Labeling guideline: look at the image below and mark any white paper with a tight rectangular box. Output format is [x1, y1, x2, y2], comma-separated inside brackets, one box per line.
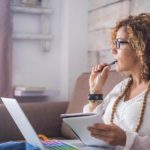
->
[63, 113, 114, 148]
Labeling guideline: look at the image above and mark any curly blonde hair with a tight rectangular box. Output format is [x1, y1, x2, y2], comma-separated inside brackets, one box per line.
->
[111, 13, 150, 80]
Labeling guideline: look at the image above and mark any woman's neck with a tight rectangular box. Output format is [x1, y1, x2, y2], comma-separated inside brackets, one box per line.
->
[125, 76, 148, 101]
[130, 69, 148, 87]
[132, 78, 146, 87]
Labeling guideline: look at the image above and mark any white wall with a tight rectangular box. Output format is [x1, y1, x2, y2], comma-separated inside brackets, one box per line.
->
[12, 0, 88, 100]
[60, 0, 88, 100]
[88, 0, 150, 65]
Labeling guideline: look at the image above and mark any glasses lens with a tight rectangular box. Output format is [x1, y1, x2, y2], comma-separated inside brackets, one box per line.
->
[114, 40, 129, 49]
[114, 40, 120, 49]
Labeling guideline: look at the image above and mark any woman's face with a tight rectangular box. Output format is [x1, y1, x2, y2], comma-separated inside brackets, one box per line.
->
[112, 26, 139, 73]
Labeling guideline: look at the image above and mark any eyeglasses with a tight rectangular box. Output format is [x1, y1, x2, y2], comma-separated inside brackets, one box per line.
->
[114, 39, 129, 49]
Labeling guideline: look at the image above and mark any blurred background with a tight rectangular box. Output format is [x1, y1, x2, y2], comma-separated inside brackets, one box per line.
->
[0, 0, 149, 101]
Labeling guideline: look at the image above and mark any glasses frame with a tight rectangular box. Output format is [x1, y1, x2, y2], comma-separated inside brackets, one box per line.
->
[114, 39, 129, 49]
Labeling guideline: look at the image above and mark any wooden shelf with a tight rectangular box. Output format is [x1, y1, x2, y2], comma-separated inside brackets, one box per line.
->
[11, 6, 53, 14]
[11, 2, 53, 51]
[13, 33, 53, 40]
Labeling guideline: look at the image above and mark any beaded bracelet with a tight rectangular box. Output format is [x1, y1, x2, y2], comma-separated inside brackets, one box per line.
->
[88, 99, 102, 104]
[88, 93, 103, 101]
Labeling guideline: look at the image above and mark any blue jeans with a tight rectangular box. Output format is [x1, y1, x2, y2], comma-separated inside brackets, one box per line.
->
[0, 141, 40, 150]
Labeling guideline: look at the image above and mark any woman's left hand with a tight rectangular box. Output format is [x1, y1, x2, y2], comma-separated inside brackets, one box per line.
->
[88, 123, 126, 146]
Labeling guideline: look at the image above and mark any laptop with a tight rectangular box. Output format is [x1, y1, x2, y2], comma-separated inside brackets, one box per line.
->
[1, 97, 78, 150]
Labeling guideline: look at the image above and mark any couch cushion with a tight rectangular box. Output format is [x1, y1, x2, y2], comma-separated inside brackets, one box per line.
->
[61, 71, 124, 139]
[0, 101, 68, 142]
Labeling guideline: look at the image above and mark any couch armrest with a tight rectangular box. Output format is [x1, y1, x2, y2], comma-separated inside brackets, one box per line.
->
[0, 101, 68, 142]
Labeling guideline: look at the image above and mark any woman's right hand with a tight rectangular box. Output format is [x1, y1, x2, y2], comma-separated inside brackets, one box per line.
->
[89, 63, 110, 94]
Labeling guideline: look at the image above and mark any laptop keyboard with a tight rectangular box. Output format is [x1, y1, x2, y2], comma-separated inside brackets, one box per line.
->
[42, 140, 79, 150]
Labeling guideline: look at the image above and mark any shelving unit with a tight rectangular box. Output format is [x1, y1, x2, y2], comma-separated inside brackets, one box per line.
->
[11, 0, 53, 51]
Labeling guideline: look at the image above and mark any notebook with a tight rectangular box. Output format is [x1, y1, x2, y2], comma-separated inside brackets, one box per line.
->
[61, 114, 115, 149]
[1, 97, 78, 150]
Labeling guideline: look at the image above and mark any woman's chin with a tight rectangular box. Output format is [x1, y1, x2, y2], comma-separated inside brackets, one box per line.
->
[115, 67, 129, 75]
[115, 66, 119, 72]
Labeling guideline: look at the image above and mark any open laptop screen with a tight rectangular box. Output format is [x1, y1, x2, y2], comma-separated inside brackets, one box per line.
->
[1, 97, 45, 150]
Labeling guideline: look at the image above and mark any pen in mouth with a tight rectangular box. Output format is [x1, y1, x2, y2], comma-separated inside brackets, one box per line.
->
[97, 60, 117, 72]
[108, 60, 117, 67]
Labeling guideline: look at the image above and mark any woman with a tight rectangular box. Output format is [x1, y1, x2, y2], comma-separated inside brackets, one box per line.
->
[84, 13, 150, 150]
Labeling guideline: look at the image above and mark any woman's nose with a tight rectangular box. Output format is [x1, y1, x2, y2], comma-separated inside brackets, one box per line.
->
[111, 47, 117, 55]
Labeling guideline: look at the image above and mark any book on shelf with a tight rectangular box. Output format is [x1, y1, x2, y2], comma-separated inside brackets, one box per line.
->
[61, 112, 114, 148]
[14, 86, 48, 97]
[14, 86, 46, 92]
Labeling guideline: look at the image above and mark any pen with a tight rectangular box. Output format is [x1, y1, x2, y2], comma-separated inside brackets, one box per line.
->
[97, 60, 117, 72]
[108, 60, 117, 67]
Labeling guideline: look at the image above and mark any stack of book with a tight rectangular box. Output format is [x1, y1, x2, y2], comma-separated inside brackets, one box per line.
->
[14, 86, 49, 97]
